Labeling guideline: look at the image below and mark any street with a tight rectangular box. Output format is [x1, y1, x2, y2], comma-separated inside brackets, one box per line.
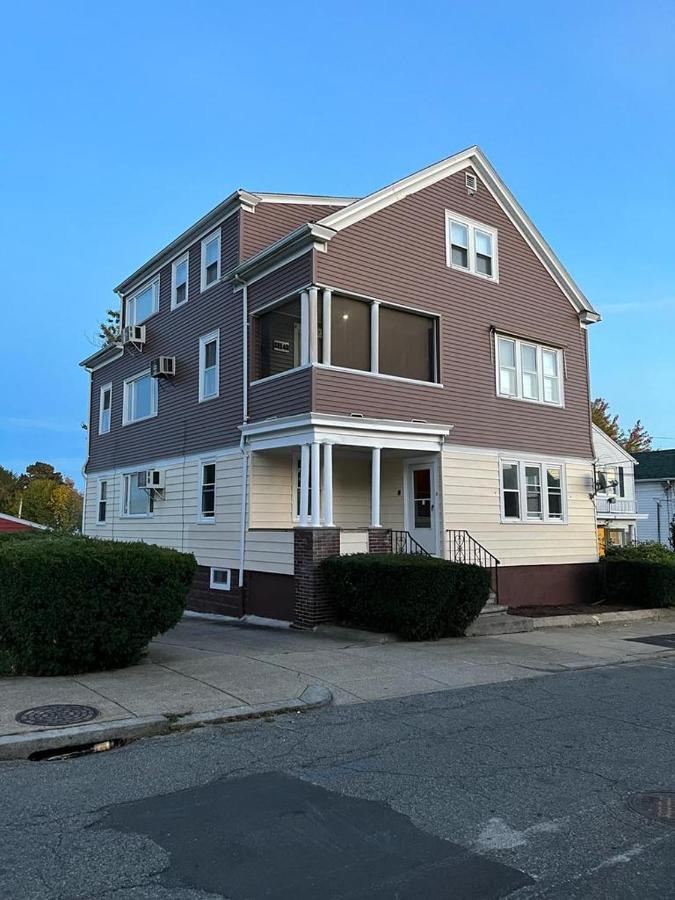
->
[2, 656, 675, 898]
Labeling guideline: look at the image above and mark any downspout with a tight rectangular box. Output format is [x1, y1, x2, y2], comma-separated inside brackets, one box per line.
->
[236, 275, 250, 590]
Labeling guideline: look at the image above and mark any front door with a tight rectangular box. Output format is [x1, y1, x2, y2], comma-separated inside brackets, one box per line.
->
[406, 463, 438, 555]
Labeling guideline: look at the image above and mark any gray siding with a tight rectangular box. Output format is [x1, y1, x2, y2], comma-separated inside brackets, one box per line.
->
[247, 253, 313, 314]
[240, 203, 342, 261]
[249, 368, 312, 421]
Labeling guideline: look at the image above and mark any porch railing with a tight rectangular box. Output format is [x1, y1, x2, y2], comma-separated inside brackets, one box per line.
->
[446, 530, 500, 603]
[391, 530, 431, 556]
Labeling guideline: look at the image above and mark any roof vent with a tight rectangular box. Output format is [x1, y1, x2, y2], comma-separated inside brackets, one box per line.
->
[465, 172, 478, 195]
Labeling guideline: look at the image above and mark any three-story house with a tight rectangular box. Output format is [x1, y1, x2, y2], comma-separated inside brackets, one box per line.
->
[81, 146, 602, 625]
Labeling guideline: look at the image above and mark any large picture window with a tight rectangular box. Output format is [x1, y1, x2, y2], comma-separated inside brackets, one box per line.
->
[379, 306, 437, 382]
[500, 460, 565, 523]
[496, 335, 563, 407]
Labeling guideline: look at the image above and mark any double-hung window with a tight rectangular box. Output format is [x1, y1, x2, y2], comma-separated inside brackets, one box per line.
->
[126, 277, 159, 325]
[123, 370, 158, 424]
[501, 460, 565, 523]
[199, 462, 216, 521]
[496, 335, 563, 407]
[99, 383, 112, 434]
[199, 330, 220, 401]
[171, 253, 189, 308]
[446, 213, 498, 280]
[201, 231, 221, 290]
[122, 472, 154, 516]
[97, 480, 108, 524]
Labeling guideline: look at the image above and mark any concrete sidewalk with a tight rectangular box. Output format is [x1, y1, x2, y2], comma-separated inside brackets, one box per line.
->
[2, 612, 675, 749]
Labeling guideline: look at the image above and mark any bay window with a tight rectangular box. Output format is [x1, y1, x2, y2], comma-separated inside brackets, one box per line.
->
[501, 460, 565, 522]
[496, 335, 563, 407]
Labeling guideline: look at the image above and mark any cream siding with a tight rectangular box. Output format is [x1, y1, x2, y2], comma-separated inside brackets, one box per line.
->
[340, 531, 369, 555]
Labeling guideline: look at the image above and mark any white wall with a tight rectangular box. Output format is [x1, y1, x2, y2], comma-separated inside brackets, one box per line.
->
[635, 481, 675, 546]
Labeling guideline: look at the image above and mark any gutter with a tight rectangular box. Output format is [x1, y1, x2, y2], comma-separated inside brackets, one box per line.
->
[235, 274, 250, 592]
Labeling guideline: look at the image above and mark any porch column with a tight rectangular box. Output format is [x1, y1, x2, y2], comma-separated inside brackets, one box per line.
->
[370, 300, 380, 373]
[371, 446, 381, 527]
[322, 442, 334, 527]
[322, 289, 332, 365]
[311, 441, 321, 526]
[300, 291, 310, 366]
[299, 443, 310, 526]
[309, 286, 319, 364]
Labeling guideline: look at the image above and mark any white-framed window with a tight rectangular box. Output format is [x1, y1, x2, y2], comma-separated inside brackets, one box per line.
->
[210, 567, 231, 591]
[171, 252, 189, 309]
[199, 330, 220, 402]
[201, 231, 221, 291]
[98, 383, 112, 434]
[123, 370, 158, 424]
[121, 472, 154, 517]
[446, 212, 498, 281]
[126, 277, 159, 325]
[500, 460, 565, 523]
[496, 335, 564, 407]
[199, 461, 216, 521]
[97, 480, 108, 524]
[293, 453, 312, 520]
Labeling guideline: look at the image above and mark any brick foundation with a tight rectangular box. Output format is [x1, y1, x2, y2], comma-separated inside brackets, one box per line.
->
[368, 527, 392, 553]
[293, 527, 340, 629]
[187, 565, 244, 617]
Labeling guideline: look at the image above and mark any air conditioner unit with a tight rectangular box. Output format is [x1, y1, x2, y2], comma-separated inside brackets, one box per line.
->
[139, 469, 165, 491]
[151, 356, 176, 378]
[122, 324, 146, 346]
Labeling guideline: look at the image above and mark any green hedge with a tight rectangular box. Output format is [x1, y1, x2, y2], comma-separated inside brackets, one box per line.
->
[605, 541, 675, 563]
[321, 553, 491, 641]
[605, 558, 675, 609]
[0, 534, 196, 676]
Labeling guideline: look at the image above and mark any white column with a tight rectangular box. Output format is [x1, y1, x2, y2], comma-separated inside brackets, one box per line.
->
[323, 442, 334, 527]
[309, 286, 319, 364]
[371, 446, 381, 527]
[300, 290, 310, 366]
[311, 441, 321, 526]
[370, 301, 380, 373]
[322, 289, 332, 365]
[299, 443, 310, 526]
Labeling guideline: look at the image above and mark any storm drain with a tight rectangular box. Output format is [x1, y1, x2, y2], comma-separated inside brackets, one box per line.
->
[15, 704, 100, 727]
[29, 739, 126, 762]
[628, 792, 675, 824]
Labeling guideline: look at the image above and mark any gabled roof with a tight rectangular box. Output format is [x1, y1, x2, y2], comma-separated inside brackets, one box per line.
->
[0, 512, 48, 531]
[633, 449, 675, 481]
[592, 424, 638, 465]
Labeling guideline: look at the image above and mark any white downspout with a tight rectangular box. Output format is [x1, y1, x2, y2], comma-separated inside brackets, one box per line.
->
[238, 277, 249, 589]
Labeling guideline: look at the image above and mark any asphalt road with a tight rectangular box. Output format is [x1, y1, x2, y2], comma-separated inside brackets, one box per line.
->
[2, 657, 675, 899]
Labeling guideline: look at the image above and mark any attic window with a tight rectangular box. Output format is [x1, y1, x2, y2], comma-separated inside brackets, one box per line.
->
[446, 212, 498, 281]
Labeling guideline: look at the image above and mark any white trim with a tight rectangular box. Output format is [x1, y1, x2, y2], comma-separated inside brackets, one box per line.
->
[200, 230, 221, 292]
[0, 512, 48, 530]
[198, 459, 217, 523]
[250, 364, 311, 387]
[499, 458, 567, 524]
[591, 424, 637, 465]
[404, 458, 440, 555]
[252, 192, 358, 206]
[96, 478, 108, 525]
[171, 251, 190, 310]
[82, 349, 124, 372]
[443, 441, 593, 468]
[209, 567, 231, 591]
[126, 276, 160, 326]
[122, 369, 158, 425]
[198, 330, 220, 402]
[98, 382, 112, 435]
[495, 333, 564, 408]
[445, 211, 499, 282]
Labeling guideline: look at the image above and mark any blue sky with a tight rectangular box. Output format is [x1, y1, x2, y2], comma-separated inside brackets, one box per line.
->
[1, 1, 673, 485]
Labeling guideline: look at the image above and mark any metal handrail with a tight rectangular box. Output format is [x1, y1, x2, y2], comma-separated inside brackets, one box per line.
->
[391, 530, 431, 556]
[446, 529, 500, 601]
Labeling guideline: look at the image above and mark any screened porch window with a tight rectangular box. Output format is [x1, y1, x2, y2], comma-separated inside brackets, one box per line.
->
[378, 306, 437, 382]
[331, 295, 371, 371]
[254, 298, 302, 380]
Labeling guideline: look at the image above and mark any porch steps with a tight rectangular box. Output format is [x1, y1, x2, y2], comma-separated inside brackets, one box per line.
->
[465, 594, 530, 636]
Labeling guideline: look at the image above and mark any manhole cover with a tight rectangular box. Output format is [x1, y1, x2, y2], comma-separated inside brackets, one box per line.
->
[628, 792, 675, 823]
[15, 704, 100, 727]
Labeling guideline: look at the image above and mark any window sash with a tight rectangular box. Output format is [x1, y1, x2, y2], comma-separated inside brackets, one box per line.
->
[172, 254, 189, 308]
[200, 463, 216, 519]
[501, 461, 565, 523]
[97, 480, 107, 523]
[124, 372, 157, 423]
[122, 473, 153, 516]
[199, 332, 220, 401]
[127, 278, 159, 325]
[496, 336, 563, 407]
[201, 233, 220, 289]
[446, 214, 497, 280]
[99, 384, 112, 434]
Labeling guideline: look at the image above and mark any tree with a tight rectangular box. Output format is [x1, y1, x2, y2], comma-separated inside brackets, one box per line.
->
[591, 398, 621, 442]
[622, 420, 652, 454]
[0, 466, 20, 516]
[98, 308, 120, 346]
[21, 476, 82, 532]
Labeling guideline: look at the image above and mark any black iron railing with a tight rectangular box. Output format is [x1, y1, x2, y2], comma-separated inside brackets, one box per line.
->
[446, 530, 500, 602]
[391, 530, 431, 556]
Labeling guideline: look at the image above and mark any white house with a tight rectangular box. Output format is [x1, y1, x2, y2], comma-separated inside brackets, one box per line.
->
[633, 449, 675, 547]
[592, 425, 645, 548]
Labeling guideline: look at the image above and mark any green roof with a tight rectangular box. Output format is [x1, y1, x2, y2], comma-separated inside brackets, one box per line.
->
[633, 449, 675, 480]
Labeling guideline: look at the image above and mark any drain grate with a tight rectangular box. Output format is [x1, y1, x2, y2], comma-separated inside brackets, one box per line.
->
[626, 633, 675, 649]
[628, 792, 675, 824]
[15, 704, 100, 727]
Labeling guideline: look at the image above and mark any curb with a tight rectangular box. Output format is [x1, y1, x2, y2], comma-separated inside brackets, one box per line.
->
[468, 607, 675, 636]
[315, 624, 399, 644]
[0, 684, 332, 762]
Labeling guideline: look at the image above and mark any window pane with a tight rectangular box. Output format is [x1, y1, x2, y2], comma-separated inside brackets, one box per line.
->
[203, 368, 217, 397]
[542, 349, 558, 376]
[475, 230, 492, 257]
[451, 245, 469, 267]
[331, 296, 371, 371]
[500, 367, 517, 395]
[546, 467, 561, 490]
[132, 284, 155, 323]
[255, 298, 301, 379]
[503, 491, 520, 518]
[201, 486, 215, 516]
[102, 389, 111, 411]
[521, 345, 537, 372]
[543, 376, 560, 404]
[132, 375, 153, 420]
[100, 481, 107, 500]
[498, 338, 516, 368]
[127, 475, 149, 515]
[205, 237, 219, 265]
[525, 466, 542, 518]
[502, 463, 519, 492]
[212, 569, 229, 585]
[203, 463, 215, 485]
[98, 501, 106, 522]
[205, 340, 217, 369]
[450, 222, 468, 248]
[176, 259, 187, 285]
[476, 253, 492, 276]
[378, 306, 436, 382]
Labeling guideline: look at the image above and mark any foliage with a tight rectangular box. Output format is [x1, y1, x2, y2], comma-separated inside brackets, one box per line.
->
[591, 397, 652, 453]
[321, 553, 490, 641]
[6, 461, 84, 532]
[0, 466, 20, 516]
[605, 541, 675, 564]
[0, 534, 196, 676]
[671, 522, 675, 552]
[604, 559, 675, 609]
[19, 461, 63, 485]
[99, 307, 121, 346]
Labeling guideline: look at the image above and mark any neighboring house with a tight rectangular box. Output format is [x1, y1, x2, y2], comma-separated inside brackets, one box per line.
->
[80, 145, 602, 625]
[0, 513, 48, 533]
[633, 449, 675, 547]
[591, 425, 645, 550]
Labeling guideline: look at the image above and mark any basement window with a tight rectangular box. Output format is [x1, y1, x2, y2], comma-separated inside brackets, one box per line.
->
[210, 567, 231, 591]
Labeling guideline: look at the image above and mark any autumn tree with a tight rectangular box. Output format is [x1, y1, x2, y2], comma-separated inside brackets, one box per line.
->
[622, 420, 652, 454]
[0, 466, 20, 516]
[592, 398, 652, 454]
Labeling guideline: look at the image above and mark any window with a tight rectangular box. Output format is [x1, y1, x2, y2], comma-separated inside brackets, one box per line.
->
[199, 331, 220, 401]
[378, 306, 438, 382]
[97, 480, 108, 524]
[294, 454, 313, 519]
[126, 277, 159, 325]
[496, 336, 563, 407]
[200, 462, 216, 520]
[123, 370, 158, 424]
[501, 460, 565, 522]
[171, 253, 189, 308]
[201, 231, 221, 290]
[446, 213, 498, 280]
[253, 298, 302, 380]
[99, 383, 112, 434]
[122, 472, 154, 516]
[331, 295, 371, 371]
[210, 567, 231, 591]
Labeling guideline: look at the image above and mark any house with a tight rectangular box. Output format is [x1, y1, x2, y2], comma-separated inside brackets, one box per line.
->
[0, 513, 48, 533]
[633, 449, 675, 547]
[80, 146, 602, 625]
[591, 425, 645, 550]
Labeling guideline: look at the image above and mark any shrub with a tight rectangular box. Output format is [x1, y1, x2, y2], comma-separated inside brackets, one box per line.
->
[605, 541, 675, 564]
[604, 559, 675, 608]
[321, 553, 491, 641]
[0, 534, 196, 676]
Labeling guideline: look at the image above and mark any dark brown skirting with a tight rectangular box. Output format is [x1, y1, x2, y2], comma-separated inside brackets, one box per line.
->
[187, 566, 244, 617]
[245, 571, 296, 621]
[498, 562, 599, 607]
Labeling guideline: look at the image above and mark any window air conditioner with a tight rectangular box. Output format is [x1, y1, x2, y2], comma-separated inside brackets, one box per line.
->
[151, 356, 176, 378]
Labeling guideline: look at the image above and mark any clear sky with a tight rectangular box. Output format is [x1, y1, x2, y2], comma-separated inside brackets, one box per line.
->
[1, 0, 673, 485]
